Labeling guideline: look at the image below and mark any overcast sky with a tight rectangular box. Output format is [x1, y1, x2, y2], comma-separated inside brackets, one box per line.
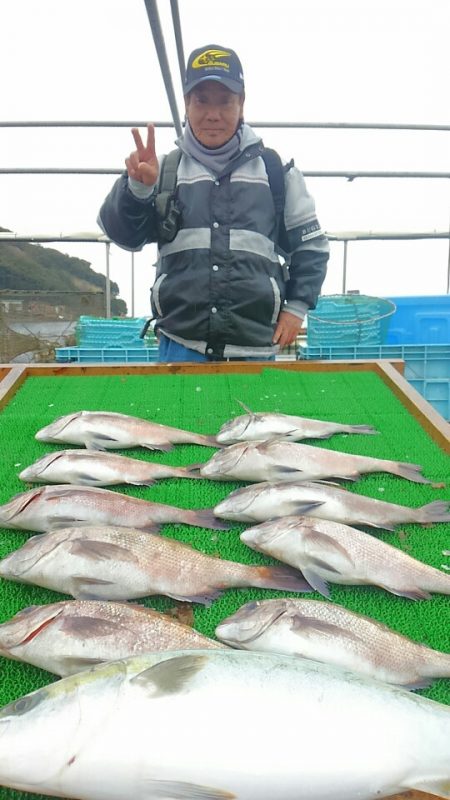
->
[1, 0, 449, 316]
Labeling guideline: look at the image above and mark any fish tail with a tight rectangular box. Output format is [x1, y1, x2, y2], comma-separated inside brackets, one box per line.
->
[391, 462, 432, 484]
[417, 500, 450, 523]
[186, 508, 230, 530]
[348, 425, 379, 435]
[252, 565, 312, 593]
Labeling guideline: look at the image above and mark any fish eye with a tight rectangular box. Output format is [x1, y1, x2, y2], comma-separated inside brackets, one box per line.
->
[0, 690, 46, 719]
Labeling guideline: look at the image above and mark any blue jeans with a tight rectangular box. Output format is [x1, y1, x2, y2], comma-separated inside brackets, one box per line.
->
[158, 333, 275, 363]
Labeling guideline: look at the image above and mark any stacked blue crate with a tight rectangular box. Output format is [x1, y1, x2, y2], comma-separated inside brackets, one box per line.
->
[56, 316, 159, 363]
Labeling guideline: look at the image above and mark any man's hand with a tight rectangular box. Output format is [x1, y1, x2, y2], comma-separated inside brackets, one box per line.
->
[273, 310, 303, 348]
[125, 123, 159, 186]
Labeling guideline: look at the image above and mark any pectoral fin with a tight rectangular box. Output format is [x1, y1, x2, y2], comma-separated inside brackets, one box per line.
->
[85, 434, 120, 451]
[59, 616, 122, 638]
[71, 576, 116, 600]
[300, 568, 331, 598]
[131, 654, 208, 697]
[69, 539, 138, 564]
[140, 779, 235, 799]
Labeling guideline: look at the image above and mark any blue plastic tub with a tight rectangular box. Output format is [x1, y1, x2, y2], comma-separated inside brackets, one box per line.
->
[386, 296, 450, 344]
[307, 295, 396, 347]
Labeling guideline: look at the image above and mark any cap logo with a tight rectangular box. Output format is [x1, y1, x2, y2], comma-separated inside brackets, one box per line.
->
[192, 49, 231, 71]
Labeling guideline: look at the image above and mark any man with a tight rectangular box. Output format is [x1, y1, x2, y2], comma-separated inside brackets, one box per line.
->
[98, 45, 329, 362]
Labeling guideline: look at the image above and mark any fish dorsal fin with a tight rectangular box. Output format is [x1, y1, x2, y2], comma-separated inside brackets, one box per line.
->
[130, 654, 208, 697]
[235, 399, 255, 417]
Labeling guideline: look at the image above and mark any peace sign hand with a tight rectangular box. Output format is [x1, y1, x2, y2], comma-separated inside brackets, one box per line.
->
[125, 123, 159, 186]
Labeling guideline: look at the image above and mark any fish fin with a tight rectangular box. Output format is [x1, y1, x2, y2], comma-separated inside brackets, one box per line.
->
[348, 425, 379, 435]
[140, 779, 235, 799]
[58, 616, 121, 637]
[300, 568, 331, 599]
[402, 678, 435, 691]
[290, 614, 361, 642]
[254, 566, 312, 593]
[130, 653, 208, 697]
[417, 500, 450, 523]
[383, 585, 432, 601]
[69, 539, 139, 564]
[143, 442, 173, 452]
[292, 501, 325, 515]
[392, 463, 431, 484]
[169, 590, 223, 607]
[85, 434, 119, 451]
[304, 529, 355, 566]
[191, 509, 230, 531]
[236, 399, 255, 417]
[71, 577, 116, 600]
[182, 463, 204, 475]
[72, 473, 106, 486]
[409, 780, 450, 799]
[47, 516, 85, 530]
[128, 479, 156, 486]
[272, 466, 304, 479]
[60, 656, 105, 673]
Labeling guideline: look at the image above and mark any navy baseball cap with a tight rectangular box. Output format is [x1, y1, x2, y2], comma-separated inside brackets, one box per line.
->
[184, 45, 245, 95]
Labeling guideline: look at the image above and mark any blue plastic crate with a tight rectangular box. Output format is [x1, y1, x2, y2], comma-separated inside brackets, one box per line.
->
[386, 296, 450, 345]
[299, 343, 450, 420]
[307, 295, 396, 347]
[56, 346, 159, 364]
[76, 317, 149, 348]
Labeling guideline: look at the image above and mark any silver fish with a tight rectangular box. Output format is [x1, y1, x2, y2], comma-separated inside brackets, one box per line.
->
[214, 480, 450, 529]
[0, 525, 309, 603]
[19, 449, 201, 487]
[216, 402, 377, 444]
[1, 649, 450, 800]
[0, 599, 224, 677]
[0, 485, 228, 532]
[240, 515, 450, 600]
[35, 410, 219, 452]
[199, 440, 431, 484]
[215, 597, 450, 688]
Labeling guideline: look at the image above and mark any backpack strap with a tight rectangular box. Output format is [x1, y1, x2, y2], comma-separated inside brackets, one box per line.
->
[154, 148, 182, 244]
[261, 147, 293, 255]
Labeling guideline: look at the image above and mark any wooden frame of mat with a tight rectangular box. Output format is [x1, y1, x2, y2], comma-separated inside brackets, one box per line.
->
[0, 358, 448, 800]
[0, 359, 448, 454]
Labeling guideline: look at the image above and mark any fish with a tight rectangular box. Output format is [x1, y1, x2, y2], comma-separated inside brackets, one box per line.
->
[199, 440, 431, 484]
[1, 649, 450, 800]
[240, 515, 450, 600]
[0, 599, 225, 677]
[19, 449, 202, 487]
[216, 401, 377, 444]
[214, 480, 450, 529]
[0, 485, 228, 533]
[0, 525, 310, 603]
[215, 598, 450, 688]
[35, 410, 219, 452]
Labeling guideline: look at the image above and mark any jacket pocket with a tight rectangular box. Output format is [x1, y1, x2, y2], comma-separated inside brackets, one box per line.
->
[269, 277, 282, 323]
[151, 273, 167, 317]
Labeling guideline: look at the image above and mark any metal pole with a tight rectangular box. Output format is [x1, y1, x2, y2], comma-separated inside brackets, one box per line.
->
[105, 242, 111, 318]
[142, 0, 183, 137]
[447, 212, 450, 294]
[170, 0, 186, 89]
[342, 241, 348, 293]
[131, 252, 135, 317]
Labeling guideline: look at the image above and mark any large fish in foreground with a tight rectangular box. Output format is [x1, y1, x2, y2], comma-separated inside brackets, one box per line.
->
[214, 480, 450, 529]
[240, 515, 450, 599]
[1, 649, 450, 800]
[199, 440, 432, 484]
[19, 449, 201, 487]
[216, 403, 377, 444]
[0, 526, 309, 603]
[0, 600, 224, 677]
[35, 410, 219, 451]
[0, 485, 228, 533]
[216, 598, 450, 688]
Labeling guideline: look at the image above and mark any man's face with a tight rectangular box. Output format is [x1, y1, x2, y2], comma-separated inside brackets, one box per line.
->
[185, 81, 244, 148]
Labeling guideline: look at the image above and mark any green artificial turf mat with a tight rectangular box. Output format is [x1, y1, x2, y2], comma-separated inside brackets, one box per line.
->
[0, 367, 448, 800]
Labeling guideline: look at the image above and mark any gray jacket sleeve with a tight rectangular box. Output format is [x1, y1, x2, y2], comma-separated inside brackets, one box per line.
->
[97, 172, 159, 251]
[282, 165, 329, 316]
